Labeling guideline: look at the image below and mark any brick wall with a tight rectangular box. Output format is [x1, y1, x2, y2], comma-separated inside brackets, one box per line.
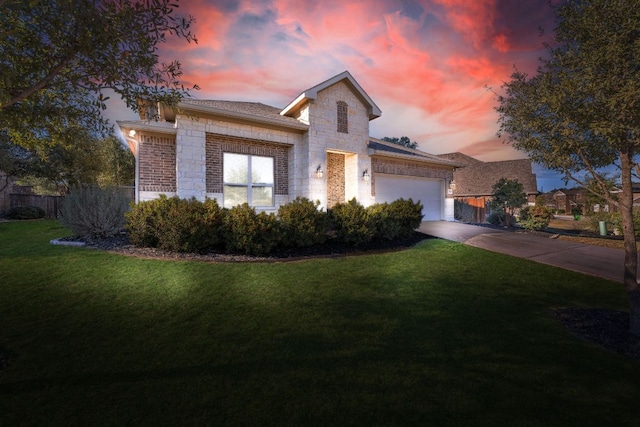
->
[326, 152, 345, 208]
[205, 133, 289, 195]
[139, 134, 176, 192]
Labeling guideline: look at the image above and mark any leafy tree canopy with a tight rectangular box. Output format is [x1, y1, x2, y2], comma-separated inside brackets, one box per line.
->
[0, 133, 135, 194]
[382, 136, 418, 149]
[488, 178, 527, 227]
[494, 0, 640, 332]
[0, 0, 198, 150]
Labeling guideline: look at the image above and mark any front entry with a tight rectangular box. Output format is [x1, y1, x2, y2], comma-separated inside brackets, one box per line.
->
[326, 152, 345, 208]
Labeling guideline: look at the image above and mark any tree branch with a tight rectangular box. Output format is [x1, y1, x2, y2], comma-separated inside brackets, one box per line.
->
[1, 53, 77, 110]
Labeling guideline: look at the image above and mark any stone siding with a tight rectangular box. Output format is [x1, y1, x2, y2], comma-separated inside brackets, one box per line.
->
[305, 81, 372, 207]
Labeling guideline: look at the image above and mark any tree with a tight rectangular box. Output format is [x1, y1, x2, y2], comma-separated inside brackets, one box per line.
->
[583, 174, 618, 213]
[382, 136, 418, 149]
[487, 178, 527, 227]
[0, 134, 135, 194]
[494, 0, 640, 334]
[0, 0, 198, 150]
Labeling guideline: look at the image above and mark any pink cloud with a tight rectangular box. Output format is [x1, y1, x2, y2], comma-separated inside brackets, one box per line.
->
[115, 0, 556, 162]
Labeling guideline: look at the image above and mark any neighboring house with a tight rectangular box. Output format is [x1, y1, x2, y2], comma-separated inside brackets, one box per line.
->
[551, 188, 585, 213]
[436, 152, 539, 222]
[118, 71, 461, 221]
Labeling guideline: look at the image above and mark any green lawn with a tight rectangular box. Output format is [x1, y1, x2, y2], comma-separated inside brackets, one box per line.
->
[1, 220, 638, 426]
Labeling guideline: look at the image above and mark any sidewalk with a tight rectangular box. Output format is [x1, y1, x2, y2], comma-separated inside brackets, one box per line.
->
[419, 221, 629, 284]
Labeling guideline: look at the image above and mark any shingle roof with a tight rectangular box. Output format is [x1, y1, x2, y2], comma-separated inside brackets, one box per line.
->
[368, 138, 462, 167]
[437, 153, 538, 196]
[178, 99, 308, 130]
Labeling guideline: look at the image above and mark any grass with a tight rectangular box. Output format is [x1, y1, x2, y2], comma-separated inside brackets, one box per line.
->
[1, 220, 639, 426]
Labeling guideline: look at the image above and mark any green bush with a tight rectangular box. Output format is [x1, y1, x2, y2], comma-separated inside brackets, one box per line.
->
[367, 203, 402, 241]
[486, 210, 515, 226]
[278, 197, 327, 247]
[224, 203, 280, 256]
[518, 205, 553, 231]
[125, 196, 164, 248]
[388, 198, 423, 238]
[330, 198, 374, 245]
[60, 186, 129, 238]
[7, 205, 46, 220]
[589, 211, 640, 238]
[368, 198, 423, 240]
[156, 197, 225, 253]
[126, 196, 225, 253]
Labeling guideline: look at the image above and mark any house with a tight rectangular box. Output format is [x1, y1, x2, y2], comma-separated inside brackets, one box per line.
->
[550, 188, 585, 213]
[117, 71, 461, 221]
[436, 152, 539, 222]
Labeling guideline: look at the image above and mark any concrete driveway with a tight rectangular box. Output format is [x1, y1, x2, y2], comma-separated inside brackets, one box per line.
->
[419, 221, 628, 284]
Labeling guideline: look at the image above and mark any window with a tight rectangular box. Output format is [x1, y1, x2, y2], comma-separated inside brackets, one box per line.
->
[223, 153, 274, 208]
[337, 101, 348, 133]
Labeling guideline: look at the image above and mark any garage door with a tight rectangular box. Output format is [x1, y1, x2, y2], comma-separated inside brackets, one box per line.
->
[375, 175, 443, 221]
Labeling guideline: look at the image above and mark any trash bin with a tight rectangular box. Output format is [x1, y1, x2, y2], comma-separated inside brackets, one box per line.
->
[599, 220, 607, 236]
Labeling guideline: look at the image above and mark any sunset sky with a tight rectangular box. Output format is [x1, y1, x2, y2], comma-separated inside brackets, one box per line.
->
[113, 0, 568, 190]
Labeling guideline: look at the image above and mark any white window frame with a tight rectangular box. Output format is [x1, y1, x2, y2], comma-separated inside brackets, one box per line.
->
[223, 153, 275, 208]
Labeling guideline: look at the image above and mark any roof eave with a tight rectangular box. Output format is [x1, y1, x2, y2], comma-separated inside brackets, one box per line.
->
[369, 150, 458, 169]
[116, 120, 177, 136]
[281, 71, 382, 121]
[178, 102, 309, 132]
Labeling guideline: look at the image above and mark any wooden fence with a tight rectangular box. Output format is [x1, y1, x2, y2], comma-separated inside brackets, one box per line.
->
[7, 187, 135, 219]
[9, 194, 62, 219]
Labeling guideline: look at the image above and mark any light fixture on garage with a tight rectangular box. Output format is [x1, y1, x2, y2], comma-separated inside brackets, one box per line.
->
[128, 129, 136, 137]
[315, 164, 324, 179]
[362, 169, 370, 182]
[449, 179, 456, 190]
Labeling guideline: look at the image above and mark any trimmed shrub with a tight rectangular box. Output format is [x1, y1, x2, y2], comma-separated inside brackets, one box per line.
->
[224, 203, 280, 256]
[387, 198, 423, 238]
[156, 197, 225, 253]
[330, 198, 374, 245]
[368, 198, 423, 240]
[278, 197, 327, 247]
[60, 186, 129, 238]
[125, 196, 165, 248]
[518, 205, 553, 231]
[367, 202, 402, 241]
[126, 196, 225, 252]
[7, 205, 46, 220]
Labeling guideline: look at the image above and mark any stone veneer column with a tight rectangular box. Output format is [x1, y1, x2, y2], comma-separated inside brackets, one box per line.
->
[176, 119, 207, 200]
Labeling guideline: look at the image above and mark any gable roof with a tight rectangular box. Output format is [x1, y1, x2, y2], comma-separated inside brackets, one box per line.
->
[281, 71, 382, 120]
[368, 138, 463, 168]
[177, 99, 309, 131]
[437, 153, 538, 196]
[437, 152, 483, 166]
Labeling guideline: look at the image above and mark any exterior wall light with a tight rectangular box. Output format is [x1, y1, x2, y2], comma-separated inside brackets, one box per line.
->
[449, 180, 456, 190]
[315, 164, 324, 179]
[362, 169, 370, 182]
[128, 129, 136, 137]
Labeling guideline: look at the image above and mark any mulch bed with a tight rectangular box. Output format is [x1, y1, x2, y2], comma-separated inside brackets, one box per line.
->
[553, 307, 640, 358]
[75, 231, 432, 263]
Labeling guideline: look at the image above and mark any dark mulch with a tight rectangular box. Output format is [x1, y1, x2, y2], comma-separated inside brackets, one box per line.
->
[553, 307, 640, 358]
[75, 231, 432, 263]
